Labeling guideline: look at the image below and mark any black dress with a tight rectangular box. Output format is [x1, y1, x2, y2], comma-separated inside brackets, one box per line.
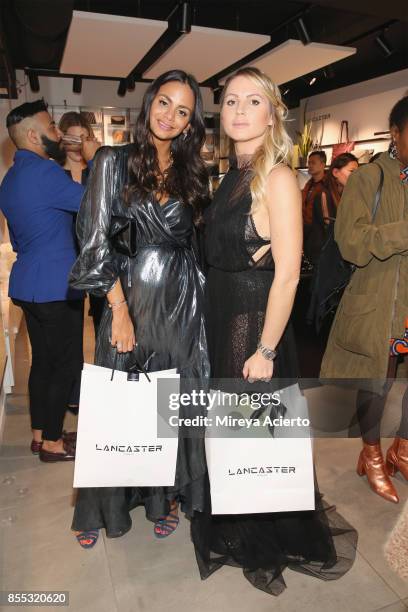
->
[70, 145, 209, 536]
[190, 163, 357, 596]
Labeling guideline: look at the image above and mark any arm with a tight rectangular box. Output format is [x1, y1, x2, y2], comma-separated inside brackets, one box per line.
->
[335, 166, 408, 266]
[41, 161, 85, 213]
[312, 190, 333, 228]
[243, 165, 302, 381]
[70, 147, 123, 296]
[106, 280, 136, 353]
[69, 147, 135, 352]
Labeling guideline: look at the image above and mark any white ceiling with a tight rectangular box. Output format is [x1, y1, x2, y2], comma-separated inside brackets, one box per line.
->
[220, 39, 356, 85]
[60, 11, 167, 78]
[60, 14, 355, 88]
[144, 25, 270, 82]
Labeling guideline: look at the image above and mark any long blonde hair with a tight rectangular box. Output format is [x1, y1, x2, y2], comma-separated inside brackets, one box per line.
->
[221, 67, 293, 213]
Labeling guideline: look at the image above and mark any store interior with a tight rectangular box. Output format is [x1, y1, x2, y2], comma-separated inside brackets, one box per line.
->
[0, 1, 407, 610]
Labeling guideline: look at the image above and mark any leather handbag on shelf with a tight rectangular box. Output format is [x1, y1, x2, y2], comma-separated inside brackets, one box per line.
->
[332, 120, 355, 159]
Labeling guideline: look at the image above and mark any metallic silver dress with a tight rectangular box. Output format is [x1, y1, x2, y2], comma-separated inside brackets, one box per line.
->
[70, 146, 209, 536]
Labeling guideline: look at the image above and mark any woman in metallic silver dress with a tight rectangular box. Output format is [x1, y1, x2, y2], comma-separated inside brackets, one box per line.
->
[69, 70, 210, 548]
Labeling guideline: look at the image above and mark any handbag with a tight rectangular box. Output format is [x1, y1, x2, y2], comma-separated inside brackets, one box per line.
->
[332, 120, 355, 159]
[109, 215, 138, 257]
[73, 360, 180, 487]
[204, 384, 315, 514]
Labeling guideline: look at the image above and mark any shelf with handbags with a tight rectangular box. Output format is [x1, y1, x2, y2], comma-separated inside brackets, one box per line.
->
[50, 105, 139, 147]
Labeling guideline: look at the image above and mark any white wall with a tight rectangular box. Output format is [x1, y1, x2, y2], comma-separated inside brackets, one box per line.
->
[299, 68, 408, 162]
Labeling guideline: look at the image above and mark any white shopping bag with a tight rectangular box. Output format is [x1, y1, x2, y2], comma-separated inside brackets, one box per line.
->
[73, 363, 179, 488]
[205, 384, 315, 514]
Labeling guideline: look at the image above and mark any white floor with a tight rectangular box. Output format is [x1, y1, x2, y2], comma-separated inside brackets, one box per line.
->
[0, 314, 407, 612]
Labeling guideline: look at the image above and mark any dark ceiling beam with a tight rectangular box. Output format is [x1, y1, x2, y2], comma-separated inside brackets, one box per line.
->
[23, 68, 153, 83]
[342, 19, 399, 46]
[126, 1, 191, 81]
[201, 5, 316, 88]
[292, 0, 408, 23]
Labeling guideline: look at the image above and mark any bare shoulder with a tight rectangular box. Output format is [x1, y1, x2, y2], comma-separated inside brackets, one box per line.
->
[265, 164, 300, 212]
[266, 164, 298, 190]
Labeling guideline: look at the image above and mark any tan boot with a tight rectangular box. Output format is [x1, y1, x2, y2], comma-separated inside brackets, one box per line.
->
[386, 437, 408, 480]
[357, 442, 399, 503]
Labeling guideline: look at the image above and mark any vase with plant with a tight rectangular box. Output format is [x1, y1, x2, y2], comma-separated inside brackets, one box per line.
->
[296, 101, 325, 167]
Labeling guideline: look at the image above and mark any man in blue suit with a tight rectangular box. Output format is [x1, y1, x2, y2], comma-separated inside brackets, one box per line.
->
[0, 99, 99, 462]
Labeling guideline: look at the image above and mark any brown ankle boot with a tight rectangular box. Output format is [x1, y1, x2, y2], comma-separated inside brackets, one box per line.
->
[386, 437, 408, 480]
[357, 442, 399, 503]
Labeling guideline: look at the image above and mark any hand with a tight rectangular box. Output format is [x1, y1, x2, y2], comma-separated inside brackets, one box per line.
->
[111, 306, 136, 353]
[81, 135, 101, 162]
[243, 351, 274, 382]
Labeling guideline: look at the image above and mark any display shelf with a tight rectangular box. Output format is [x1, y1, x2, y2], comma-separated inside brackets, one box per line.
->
[318, 136, 390, 149]
[49, 104, 138, 146]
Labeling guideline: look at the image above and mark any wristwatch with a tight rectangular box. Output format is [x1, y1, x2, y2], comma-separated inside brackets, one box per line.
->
[257, 341, 277, 361]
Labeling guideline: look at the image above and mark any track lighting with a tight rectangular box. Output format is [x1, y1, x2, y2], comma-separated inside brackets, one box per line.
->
[28, 71, 40, 93]
[295, 17, 311, 45]
[309, 76, 317, 86]
[375, 33, 394, 57]
[282, 87, 290, 96]
[117, 78, 127, 97]
[323, 66, 335, 80]
[213, 86, 222, 105]
[73, 76, 82, 94]
[126, 75, 136, 92]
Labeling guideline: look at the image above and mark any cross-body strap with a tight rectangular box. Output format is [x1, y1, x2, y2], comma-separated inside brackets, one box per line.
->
[372, 163, 384, 221]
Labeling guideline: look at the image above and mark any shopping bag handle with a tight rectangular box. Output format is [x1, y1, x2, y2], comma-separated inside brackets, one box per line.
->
[110, 351, 155, 382]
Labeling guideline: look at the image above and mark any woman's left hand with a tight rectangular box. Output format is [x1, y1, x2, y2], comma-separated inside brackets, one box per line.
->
[243, 351, 274, 382]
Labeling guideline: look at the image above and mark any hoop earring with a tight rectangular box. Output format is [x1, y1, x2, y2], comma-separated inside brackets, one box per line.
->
[389, 139, 398, 159]
[183, 131, 189, 141]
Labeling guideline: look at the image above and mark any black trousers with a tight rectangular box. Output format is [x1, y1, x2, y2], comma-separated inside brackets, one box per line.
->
[357, 355, 408, 443]
[13, 299, 84, 441]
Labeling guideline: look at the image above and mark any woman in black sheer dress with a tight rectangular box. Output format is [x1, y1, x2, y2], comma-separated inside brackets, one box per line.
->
[69, 70, 210, 547]
[191, 67, 357, 596]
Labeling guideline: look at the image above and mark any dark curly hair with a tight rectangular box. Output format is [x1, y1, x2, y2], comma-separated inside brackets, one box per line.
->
[389, 95, 408, 131]
[125, 70, 209, 224]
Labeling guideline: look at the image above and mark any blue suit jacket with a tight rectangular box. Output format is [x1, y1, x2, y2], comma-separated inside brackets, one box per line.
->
[0, 149, 85, 302]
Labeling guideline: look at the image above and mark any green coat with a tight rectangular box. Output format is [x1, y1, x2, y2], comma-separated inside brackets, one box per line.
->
[320, 152, 408, 382]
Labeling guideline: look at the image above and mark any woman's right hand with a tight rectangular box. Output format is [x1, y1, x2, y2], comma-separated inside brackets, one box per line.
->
[111, 306, 136, 353]
[81, 136, 101, 162]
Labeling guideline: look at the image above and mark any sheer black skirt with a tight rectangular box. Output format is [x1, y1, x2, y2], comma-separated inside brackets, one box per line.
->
[191, 266, 358, 595]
